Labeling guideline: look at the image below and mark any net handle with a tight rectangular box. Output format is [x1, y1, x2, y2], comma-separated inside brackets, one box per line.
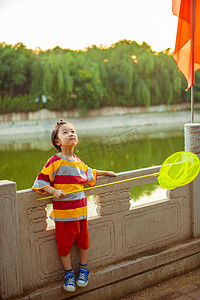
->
[36, 172, 159, 201]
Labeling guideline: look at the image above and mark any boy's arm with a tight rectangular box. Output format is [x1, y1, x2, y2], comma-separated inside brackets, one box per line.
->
[97, 170, 117, 177]
[43, 186, 66, 199]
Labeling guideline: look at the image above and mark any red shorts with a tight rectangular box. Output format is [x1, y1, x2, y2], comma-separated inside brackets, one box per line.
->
[54, 219, 90, 256]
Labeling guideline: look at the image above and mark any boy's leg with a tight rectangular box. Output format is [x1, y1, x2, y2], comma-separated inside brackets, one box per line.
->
[78, 248, 88, 265]
[76, 249, 89, 287]
[55, 221, 76, 292]
[60, 253, 72, 270]
[60, 253, 76, 292]
[76, 220, 90, 287]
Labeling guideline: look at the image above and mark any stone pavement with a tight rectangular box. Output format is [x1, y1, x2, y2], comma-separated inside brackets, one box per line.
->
[121, 267, 200, 300]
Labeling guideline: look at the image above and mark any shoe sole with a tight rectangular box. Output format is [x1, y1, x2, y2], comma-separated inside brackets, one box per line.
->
[76, 281, 88, 288]
[63, 283, 76, 292]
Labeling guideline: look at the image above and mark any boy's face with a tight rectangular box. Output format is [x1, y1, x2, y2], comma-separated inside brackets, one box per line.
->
[56, 124, 78, 150]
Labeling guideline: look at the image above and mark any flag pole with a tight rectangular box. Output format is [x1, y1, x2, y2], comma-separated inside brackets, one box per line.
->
[191, 86, 194, 123]
[191, 0, 195, 123]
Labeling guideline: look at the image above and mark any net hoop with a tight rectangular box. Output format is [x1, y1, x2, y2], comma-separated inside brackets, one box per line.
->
[157, 151, 200, 190]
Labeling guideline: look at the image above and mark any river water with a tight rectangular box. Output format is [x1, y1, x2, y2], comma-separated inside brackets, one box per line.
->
[0, 126, 184, 218]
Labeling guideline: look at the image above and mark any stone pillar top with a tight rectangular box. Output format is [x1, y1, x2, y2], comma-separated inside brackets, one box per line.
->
[184, 123, 200, 127]
[184, 123, 200, 154]
[0, 180, 16, 185]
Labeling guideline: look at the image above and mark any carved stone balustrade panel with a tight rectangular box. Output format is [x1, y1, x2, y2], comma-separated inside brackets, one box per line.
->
[96, 188, 131, 216]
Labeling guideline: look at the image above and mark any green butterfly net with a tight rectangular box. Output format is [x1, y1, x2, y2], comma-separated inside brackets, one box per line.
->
[158, 151, 200, 190]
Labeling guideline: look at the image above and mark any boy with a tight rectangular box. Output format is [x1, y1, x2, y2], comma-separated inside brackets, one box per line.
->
[32, 119, 116, 292]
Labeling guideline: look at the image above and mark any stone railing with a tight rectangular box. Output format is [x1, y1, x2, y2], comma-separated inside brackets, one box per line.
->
[1, 124, 200, 300]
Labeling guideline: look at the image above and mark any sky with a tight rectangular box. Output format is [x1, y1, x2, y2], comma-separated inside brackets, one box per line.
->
[0, 0, 178, 52]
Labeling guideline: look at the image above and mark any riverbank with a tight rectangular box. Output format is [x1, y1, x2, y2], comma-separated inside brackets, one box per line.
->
[1, 103, 200, 122]
[0, 108, 199, 139]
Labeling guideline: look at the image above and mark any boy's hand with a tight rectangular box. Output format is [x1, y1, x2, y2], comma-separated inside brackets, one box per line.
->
[104, 171, 117, 177]
[53, 189, 66, 199]
[43, 186, 66, 199]
[97, 170, 117, 177]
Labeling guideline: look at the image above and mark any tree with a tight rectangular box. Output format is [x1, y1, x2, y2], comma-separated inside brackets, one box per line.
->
[0, 40, 196, 114]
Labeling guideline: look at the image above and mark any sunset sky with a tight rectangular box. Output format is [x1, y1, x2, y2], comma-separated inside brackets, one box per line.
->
[0, 0, 178, 51]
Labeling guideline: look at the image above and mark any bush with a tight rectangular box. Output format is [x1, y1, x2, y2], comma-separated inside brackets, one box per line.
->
[0, 95, 43, 114]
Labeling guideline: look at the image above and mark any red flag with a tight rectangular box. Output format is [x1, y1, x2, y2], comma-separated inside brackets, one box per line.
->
[173, 0, 200, 91]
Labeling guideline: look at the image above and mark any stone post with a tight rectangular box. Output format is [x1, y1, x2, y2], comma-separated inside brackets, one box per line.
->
[0, 180, 23, 298]
[184, 124, 200, 237]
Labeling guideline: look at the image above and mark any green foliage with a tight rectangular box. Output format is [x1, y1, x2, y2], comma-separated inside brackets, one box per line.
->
[0, 40, 198, 114]
[0, 94, 43, 113]
[0, 42, 33, 99]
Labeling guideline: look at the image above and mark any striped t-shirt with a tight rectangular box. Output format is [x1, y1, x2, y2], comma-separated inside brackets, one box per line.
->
[31, 154, 97, 222]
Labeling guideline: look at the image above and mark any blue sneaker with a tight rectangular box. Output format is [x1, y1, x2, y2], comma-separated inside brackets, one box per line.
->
[63, 270, 76, 292]
[76, 266, 89, 287]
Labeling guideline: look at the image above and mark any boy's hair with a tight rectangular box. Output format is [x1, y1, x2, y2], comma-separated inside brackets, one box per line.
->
[51, 119, 76, 152]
